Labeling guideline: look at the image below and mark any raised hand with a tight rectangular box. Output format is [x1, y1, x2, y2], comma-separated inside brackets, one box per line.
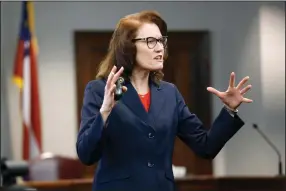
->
[100, 66, 127, 115]
[207, 72, 253, 110]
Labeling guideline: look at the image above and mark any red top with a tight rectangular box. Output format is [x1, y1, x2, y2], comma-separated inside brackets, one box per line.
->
[138, 91, 150, 112]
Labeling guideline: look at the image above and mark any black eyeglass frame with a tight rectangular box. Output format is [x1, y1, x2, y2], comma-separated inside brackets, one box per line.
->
[132, 36, 168, 49]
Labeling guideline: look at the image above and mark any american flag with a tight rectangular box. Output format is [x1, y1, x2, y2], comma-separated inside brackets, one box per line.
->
[13, 1, 42, 160]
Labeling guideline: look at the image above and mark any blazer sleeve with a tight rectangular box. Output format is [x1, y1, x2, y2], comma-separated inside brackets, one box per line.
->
[76, 81, 107, 165]
[175, 85, 245, 159]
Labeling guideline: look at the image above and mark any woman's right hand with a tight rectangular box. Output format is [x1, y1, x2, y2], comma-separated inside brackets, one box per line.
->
[100, 66, 126, 122]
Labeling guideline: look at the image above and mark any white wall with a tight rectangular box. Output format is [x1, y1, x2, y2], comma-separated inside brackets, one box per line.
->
[258, 3, 285, 175]
[223, 2, 285, 176]
[1, 1, 285, 176]
[1, 46, 12, 159]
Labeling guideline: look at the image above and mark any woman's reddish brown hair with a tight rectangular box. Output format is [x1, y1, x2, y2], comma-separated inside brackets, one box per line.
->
[95, 10, 168, 85]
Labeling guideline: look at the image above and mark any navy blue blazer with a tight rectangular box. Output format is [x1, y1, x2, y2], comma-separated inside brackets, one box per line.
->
[76, 79, 244, 191]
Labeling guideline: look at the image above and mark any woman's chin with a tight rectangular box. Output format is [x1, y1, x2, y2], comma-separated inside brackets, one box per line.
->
[150, 63, 163, 71]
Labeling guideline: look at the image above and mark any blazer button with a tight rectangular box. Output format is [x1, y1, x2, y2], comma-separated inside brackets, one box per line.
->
[148, 133, 154, 138]
[147, 162, 154, 167]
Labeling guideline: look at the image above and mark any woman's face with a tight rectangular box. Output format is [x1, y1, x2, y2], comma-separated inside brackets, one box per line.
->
[133, 23, 166, 71]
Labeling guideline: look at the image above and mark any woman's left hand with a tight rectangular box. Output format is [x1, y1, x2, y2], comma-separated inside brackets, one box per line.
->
[207, 72, 253, 110]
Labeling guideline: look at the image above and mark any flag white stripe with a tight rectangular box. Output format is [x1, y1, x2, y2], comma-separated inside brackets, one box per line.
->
[23, 54, 31, 128]
[30, 126, 40, 159]
[23, 41, 41, 159]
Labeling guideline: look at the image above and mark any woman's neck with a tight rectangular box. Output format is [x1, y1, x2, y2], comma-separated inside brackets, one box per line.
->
[130, 67, 150, 95]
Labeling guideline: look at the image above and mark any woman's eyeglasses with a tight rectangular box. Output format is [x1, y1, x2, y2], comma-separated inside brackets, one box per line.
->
[132, 36, 168, 49]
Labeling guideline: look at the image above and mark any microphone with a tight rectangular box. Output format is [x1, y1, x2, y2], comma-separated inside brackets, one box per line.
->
[252, 123, 283, 176]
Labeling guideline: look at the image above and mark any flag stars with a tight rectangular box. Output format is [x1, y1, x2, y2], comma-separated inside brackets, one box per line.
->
[24, 41, 30, 49]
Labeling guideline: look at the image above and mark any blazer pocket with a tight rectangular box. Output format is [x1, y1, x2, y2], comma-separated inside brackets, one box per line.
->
[97, 170, 131, 184]
[165, 170, 175, 182]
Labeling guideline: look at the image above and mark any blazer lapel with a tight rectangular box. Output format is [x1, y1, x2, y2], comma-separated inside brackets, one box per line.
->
[148, 81, 165, 127]
[120, 80, 150, 128]
[120, 80, 166, 131]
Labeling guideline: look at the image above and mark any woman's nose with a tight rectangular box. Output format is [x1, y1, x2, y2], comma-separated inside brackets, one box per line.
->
[154, 42, 164, 52]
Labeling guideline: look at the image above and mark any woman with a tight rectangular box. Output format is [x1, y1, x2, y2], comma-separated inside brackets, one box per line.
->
[76, 10, 253, 191]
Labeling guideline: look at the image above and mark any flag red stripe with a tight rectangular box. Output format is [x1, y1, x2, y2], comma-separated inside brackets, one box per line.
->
[14, 40, 25, 79]
[23, 123, 30, 160]
[30, 40, 42, 152]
